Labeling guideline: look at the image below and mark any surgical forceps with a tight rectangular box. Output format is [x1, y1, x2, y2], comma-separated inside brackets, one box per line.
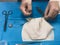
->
[2, 10, 13, 32]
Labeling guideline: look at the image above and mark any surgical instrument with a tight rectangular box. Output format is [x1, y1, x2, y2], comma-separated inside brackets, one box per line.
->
[2, 10, 13, 32]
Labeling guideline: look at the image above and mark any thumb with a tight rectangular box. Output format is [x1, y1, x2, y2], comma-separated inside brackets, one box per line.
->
[44, 4, 50, 17]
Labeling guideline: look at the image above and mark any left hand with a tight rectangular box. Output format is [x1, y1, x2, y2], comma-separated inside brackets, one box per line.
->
[44, 1, 60, 20]
[20, 0, 32, 16]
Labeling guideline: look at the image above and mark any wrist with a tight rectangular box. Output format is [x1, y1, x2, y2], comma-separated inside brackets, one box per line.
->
[22, 0, 32, 4]
[50, 0, 60, 1]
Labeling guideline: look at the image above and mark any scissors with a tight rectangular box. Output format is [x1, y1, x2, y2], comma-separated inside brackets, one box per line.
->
[36, 6, 55, 21]
[2, 10, 13, 32]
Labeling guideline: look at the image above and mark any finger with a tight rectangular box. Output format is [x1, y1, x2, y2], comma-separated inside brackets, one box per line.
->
[44, 7, 54, 20]
[48, 8, 59, 19]
[27, 4, 32, 13]
[44, 4, 50, 16]
[52, 11, 58, 19]
[28, 4, 32, 10]
[20, 5, 26, 14]
[20, 5, 31, 15]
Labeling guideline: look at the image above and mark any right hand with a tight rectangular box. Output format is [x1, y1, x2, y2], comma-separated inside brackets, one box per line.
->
[44, 1, 59, 20]
[20, 0, 32, 16]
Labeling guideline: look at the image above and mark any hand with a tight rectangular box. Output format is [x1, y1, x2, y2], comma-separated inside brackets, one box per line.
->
[20, 0, 32, 16]
[44, 1, 59, 20]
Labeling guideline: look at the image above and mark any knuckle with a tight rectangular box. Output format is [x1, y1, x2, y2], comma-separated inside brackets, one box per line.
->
[51, 7, 55, 10]
[48, 15, 52, 18]
[52, 7, 59, 11]
[55, 8, 59, 11]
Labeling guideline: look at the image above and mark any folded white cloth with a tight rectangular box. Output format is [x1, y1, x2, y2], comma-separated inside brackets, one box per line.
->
[22, 17, 54, 41]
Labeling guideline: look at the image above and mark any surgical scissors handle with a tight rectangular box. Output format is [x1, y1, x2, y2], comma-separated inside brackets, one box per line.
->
[2, 10, 13, 32]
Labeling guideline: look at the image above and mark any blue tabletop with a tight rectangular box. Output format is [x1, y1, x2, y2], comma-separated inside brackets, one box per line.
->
[0, 2, 60, 45]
